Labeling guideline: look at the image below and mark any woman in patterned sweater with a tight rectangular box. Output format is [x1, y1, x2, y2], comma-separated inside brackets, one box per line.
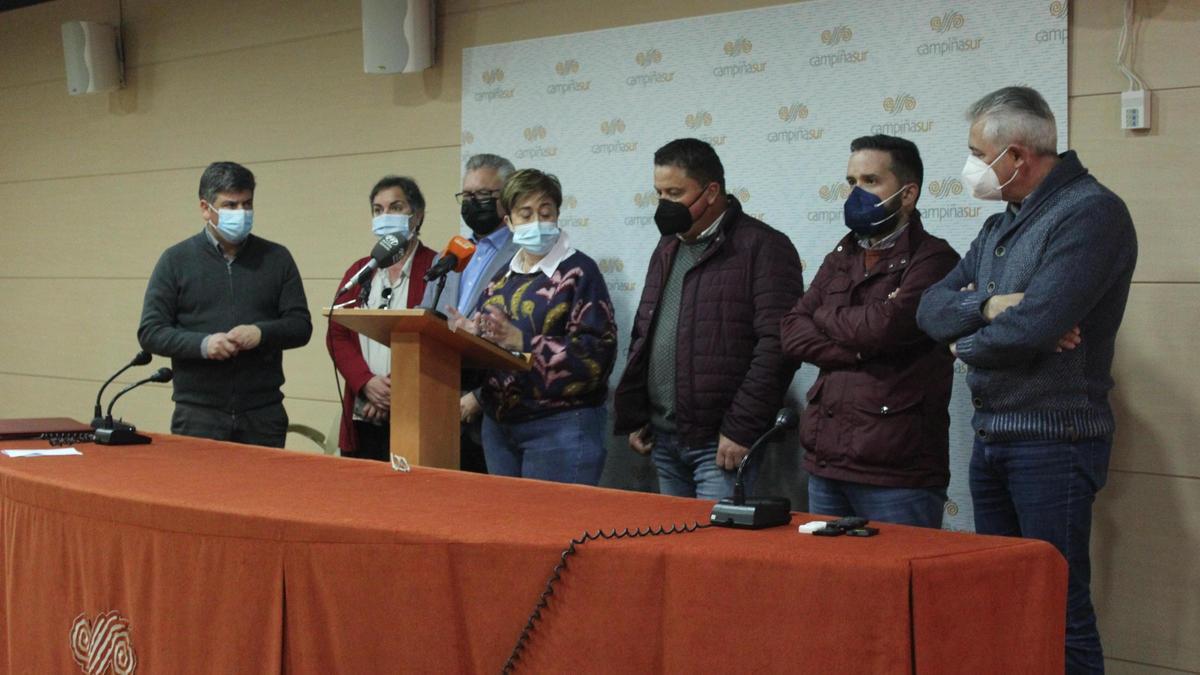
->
[448, 169, 617, 484]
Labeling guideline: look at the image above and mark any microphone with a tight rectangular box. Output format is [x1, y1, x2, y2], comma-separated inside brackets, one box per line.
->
[94, 367, 173, 445]
[91, 350, 153, 428]
[423, 235, 476, 283]
[710, 408, 799, 529]
[338, 234, 408, 295]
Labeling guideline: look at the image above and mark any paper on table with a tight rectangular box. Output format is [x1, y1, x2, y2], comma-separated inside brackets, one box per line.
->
[2, 448, 82, 458]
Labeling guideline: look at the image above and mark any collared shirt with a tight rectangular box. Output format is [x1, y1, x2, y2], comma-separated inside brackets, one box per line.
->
[456, 225, 513, 315]
[856, 220, 911, 251]
[507, 229, 577, 278]
[677, 210, 727, 243]
[203, 225, 239, 262]
[357, 250, 416, 378]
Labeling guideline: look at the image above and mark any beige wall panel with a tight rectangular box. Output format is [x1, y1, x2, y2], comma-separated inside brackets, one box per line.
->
[0, 145, 461, 281]
[0, 278, 336, 406]
[1071, 0, 1200, 96]
[0, 372, 172, 434]
[1093, 470, 1200, 672]
[1110, 283, 1200, 479]
[1105, 659, 1198, 675]
[0, 0, 117, 89]
[0, 372, 340, 455]
[0, 30, 460, 184]
[1069, 89, 1200, 283]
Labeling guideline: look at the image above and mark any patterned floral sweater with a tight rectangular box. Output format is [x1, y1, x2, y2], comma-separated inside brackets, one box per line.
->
[479, 251, 618, 423]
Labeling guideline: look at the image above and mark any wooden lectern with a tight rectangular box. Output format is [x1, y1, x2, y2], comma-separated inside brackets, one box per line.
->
[324, 308, 529, 468]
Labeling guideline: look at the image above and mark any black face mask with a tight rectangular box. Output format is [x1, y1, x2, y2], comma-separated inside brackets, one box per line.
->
[653, 188, 709, 237]
[461, 198, 502, 236]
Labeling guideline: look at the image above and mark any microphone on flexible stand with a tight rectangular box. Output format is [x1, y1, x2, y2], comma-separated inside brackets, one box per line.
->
[91, 350, 153, 428]
[337, 234, 408, 295]
[710, 408, 799, 529]
[94, 367, 173, 445]
[423, 235, 477, 318]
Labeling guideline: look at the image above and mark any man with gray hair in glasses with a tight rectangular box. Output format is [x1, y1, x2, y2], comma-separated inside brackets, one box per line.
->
[917, 86, 1136, 673]
[422, 153, 520, 472]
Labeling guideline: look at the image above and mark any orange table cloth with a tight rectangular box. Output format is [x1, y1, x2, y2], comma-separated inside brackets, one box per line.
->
[0, 435, 1065, 673]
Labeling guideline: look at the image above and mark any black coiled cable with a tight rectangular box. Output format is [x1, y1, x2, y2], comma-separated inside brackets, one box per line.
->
[501, 520, 713, 674]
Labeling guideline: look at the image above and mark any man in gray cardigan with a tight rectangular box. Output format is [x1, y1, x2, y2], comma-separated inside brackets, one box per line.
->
[917, 87, 1136, 674]
[138, 162, 312, 448]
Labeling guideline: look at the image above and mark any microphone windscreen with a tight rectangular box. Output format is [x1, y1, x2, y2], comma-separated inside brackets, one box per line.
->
[370, 234, 404, 266]
[444, 236, 476, 273]
[152, 367, 174, 383]
[131, 350, 153, 366]
[775, 408, 799, 430]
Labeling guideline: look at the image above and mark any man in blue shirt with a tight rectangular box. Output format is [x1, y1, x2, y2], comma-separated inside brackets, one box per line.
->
[422, 153, 519, 472]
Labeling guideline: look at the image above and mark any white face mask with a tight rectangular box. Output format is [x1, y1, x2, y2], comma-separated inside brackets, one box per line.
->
[511, 220, 560, 255]
[207, 204, 253, 243]
[372, 213, 411, 239]
[961, 146, 1019, 201]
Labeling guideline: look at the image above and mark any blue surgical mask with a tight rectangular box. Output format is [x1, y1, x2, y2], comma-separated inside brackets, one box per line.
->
[843, 185, 908, 237]
[208, 205, 253, 244]
[372, 213, 411, 239]
[511, 220, 560, 255]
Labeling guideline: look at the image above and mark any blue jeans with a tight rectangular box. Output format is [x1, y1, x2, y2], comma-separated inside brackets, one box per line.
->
[482, 406, 606, 485]
[970, 436, 1111, 675]
[807, 475, 946, 528]
[650, 430, 755, 500]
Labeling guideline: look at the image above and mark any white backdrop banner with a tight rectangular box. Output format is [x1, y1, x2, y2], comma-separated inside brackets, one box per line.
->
[462, 0, 1068, 530]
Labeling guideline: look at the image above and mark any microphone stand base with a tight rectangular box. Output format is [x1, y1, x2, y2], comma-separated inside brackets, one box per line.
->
[710, 497, 792, 529]
[94, 426, 152, 445]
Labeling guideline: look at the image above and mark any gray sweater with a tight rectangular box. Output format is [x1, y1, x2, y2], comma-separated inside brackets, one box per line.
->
[138, 231, 312, 413]
[916, 151, 1136, 442]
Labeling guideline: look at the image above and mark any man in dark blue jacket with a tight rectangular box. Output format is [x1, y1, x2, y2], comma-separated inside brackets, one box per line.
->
[917, 87, 1136, 674]
[138, 162, 312, 447]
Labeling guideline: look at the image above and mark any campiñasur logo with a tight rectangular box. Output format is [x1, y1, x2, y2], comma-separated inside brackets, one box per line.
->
[715, 37, 766, 77]
[930, 10, 966, 33]
[517, 125, 557, 160]
[475, 67, 515, 102]
[71, 610, 136, 674]
[1038, 1, 1068, 41]
[873, 94, 934, 135]
[730, 187, 765, 220]
[809, 181, 850, 223]
[462, 131, 475, 145]
[559, 195, 588, 228]
[626, 191, 659, 227]
[922, 177, 983, 222]
[685, 111, 726, 147]
[597, 257, 638, 292]
[594, 118, 637, 155]
[628, 48, 675, 87]
[549, 58, 591, 95]
[769, 103, 823, 143]
[812, 25, 868, 67]
[598, 257, 625, 274]
[918, 11, 984, 55]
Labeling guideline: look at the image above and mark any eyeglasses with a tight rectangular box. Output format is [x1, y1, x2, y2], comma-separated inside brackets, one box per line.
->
[454, 190, 501, 205]
[378, 286, 394, 310]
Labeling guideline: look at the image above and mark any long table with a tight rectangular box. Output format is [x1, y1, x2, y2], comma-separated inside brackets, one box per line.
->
[0, 435, 1065, 673]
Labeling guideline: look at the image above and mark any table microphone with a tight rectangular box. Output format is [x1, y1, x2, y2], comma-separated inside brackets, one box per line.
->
[423, 235, 476, 283]
[91, 350, 153, 428]
[94, 367, 173, 445]
[710, 408, 798, 529]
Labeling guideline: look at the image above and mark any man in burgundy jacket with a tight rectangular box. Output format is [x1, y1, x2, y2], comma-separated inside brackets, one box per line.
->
[327, 176, 436, 460]
[614, 138, 804, 500]
[781, 135, 959, 527]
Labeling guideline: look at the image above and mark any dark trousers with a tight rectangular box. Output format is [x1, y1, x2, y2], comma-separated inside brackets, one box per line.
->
[352, 420, 390, 462]
[970, 436, 1111, 675]
[171, 402, 288, 448]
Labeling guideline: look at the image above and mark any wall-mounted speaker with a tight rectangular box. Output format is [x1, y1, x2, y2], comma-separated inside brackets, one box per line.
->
[61, 21, 123, 95]
[362, 0, 434, 74]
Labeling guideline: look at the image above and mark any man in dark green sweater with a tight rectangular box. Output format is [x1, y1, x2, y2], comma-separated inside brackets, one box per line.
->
[138, 162, 312, 447]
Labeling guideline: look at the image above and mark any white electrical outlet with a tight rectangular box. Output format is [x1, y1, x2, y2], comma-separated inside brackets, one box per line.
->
[1121, 90, 1151, 130]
